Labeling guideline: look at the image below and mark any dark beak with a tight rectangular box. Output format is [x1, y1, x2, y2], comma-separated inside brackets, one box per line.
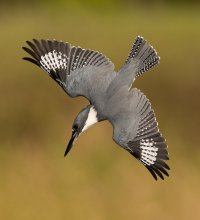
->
[64, 130, 78, 157]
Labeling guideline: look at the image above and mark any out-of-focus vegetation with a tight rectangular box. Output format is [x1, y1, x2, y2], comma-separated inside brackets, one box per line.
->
[0, 1, 200, 220]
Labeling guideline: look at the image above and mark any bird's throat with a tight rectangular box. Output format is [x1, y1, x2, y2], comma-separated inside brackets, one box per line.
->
[82, 106, 98, 132]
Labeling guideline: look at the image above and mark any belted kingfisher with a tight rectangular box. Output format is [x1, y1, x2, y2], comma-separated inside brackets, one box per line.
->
[22, 36, 169, 180]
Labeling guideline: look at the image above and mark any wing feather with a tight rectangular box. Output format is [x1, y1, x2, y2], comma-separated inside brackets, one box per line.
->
[128, 90, 169, 180]
[22, 39, 115, 100]
[111, 88, 169, 180]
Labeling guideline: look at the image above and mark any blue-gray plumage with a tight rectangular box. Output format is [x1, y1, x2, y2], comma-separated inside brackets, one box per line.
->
[22, 36, 169, 180]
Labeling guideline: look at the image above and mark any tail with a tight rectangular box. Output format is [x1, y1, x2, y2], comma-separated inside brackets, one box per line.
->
[124, 36, 160, 78]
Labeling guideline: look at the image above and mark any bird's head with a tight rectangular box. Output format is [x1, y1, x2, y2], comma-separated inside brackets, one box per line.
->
[64, 105, 98, 156]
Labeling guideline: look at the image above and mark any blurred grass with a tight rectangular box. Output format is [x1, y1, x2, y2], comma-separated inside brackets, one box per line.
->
[0, 2, 200, 220]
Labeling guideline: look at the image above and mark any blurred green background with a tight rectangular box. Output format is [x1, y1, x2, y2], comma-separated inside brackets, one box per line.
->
[1, 0, 200, 219]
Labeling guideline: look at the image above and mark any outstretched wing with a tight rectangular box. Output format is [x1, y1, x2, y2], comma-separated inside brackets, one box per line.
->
[22, 39, 115, 101]
[111, 88, 169, 180]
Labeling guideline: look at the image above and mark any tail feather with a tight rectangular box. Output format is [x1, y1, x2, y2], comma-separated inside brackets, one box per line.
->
[125, 36, 160, 78]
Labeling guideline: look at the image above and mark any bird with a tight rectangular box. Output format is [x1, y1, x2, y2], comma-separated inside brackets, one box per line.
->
[22, 36, 169, 180]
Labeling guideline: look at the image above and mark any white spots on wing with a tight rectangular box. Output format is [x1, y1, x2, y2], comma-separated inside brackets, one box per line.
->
[53, 50, 59, 67]
[82, 106, 98, 132]
[40, 50, 68, 73]
[140, 139, 158, 166]
[136, 117, 158, 138]
[71, 56, 79, 71]
[39, 47, 114, 74]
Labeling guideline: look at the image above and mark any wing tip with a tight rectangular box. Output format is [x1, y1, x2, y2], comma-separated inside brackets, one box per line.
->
[22, 57, 40, 66]
[146, 162, 170, 181]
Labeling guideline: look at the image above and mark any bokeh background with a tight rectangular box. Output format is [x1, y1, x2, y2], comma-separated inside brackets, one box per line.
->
[1, 0, 200, 219]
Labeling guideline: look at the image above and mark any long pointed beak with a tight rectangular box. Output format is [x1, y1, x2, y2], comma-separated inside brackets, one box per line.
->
[64, 130, 79, 157]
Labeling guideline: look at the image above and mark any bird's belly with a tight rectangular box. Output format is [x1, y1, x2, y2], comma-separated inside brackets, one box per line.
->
[111, 113, 138, 147]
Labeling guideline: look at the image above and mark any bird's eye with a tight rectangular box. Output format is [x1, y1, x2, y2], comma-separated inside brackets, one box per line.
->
[72, 124, 78, 131]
